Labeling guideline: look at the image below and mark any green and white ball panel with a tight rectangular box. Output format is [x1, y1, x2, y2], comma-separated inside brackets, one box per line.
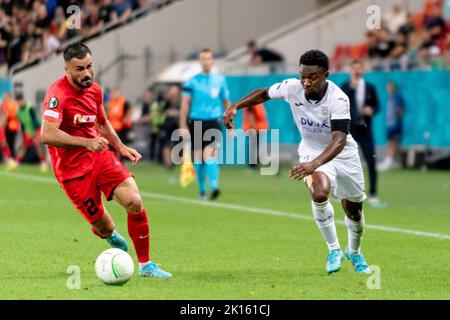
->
[95, 248, 134, 285]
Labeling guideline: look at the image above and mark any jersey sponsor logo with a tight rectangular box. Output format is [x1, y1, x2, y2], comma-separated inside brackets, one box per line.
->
[300, 117, 330, 128]
[48, 97, 59, 109]
[43, 110, 60, 119]
[73, 114, 97, 125]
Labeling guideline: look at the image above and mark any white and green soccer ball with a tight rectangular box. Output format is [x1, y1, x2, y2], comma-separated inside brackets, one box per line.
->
[95, 248, 134, 285]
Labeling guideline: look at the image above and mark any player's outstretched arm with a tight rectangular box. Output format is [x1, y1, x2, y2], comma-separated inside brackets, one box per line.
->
[96, 119, 142, 165]
[41, 119, 108, 151]
[290, 131, 347, 181]
[223, 88, 270, 129]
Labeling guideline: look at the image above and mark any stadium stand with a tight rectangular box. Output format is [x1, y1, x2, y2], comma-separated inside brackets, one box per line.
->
[331, 0, 450, 71]
[0, 0, 176, 77]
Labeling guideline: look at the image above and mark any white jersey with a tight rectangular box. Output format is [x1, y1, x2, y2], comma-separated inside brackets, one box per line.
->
[268, 79, 359, 161]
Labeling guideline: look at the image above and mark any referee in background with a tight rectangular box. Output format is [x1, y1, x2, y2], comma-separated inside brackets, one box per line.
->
[341, 59, 386, 208]
[180, 48, 231, 200]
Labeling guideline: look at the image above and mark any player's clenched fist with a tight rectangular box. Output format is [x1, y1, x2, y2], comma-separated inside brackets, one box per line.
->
[85, 137, 109, 152]
[119, 145, 142, 166]
[223, 106, 237, 129]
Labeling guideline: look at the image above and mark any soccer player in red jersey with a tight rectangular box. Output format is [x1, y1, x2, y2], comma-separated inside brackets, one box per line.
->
[41, 43, 172, 278]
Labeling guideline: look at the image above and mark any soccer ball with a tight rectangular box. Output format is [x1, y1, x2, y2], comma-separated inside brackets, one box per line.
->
[95, 248, 134, 285]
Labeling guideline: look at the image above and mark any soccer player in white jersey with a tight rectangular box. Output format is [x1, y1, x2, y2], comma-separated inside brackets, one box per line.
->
[223, 50, 370, 274]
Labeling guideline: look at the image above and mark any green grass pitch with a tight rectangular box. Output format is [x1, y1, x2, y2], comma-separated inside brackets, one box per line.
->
[0, 163, 449, 300]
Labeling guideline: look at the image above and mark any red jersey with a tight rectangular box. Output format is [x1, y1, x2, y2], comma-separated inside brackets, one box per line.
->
[42, 76, 107, 182]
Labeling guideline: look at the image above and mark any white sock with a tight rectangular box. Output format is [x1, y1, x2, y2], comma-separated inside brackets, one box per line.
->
[311, 200, 340, 251]
[139, 261, 151, 269]
[345, 213, 365, 254]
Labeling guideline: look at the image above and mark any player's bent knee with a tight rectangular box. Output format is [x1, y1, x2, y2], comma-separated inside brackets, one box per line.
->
[312, 191, 329, 204]
[126, 195, 144, 214]
[342, 200, 363, 221]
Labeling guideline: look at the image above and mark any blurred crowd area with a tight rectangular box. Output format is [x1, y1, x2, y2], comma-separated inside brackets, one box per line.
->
[0, 0, 173, 77]
[0, 82, 182, 168]
[332, 0, 450, 72]
[103, 84, 181, 168]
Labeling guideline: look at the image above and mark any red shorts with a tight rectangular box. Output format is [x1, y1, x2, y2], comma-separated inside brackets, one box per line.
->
[60, 150, 133, 224]
[0, 127, 5, 143]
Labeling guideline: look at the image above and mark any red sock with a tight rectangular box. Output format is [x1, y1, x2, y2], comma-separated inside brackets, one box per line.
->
[128, 209, 150, 263]
[16, 155, 24, 163]
[1, 145, 11, 159]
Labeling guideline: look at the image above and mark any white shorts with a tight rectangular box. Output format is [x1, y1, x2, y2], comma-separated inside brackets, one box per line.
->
[300, 154, 367, 203]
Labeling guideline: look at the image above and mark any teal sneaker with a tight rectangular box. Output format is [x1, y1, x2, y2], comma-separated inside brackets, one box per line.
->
[326, 249, 343, 274]
[139, 262, 172, 278]
[345, 248, 371, 273]
[106, 231, 129, 252]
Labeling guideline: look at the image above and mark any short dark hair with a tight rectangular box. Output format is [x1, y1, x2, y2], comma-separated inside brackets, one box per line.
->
[299, 50, 329, 71]
[199, 48, 212, 55]
[351, 59, 364, 66]
[63, 43, 91, 62]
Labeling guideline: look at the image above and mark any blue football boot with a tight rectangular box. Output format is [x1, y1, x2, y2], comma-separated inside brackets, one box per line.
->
[139, 262, 172, 278]
[326, 249, 343, 274]
[106, 231, 129, 252]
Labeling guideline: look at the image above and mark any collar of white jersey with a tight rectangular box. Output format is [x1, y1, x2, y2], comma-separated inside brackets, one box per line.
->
[304, 80, 330, 105]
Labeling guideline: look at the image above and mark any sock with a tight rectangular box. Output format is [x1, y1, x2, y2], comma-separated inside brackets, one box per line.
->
[139, 262, 152, 269]
[1, 145, 11, 159]
[311, 200, 340, 251]
[16, 155, 24, 164]
[127, 209, 150, 263]
[205, 158, 219, 191]
[194, 163, 207, 194]
[345, 213, 365, 254]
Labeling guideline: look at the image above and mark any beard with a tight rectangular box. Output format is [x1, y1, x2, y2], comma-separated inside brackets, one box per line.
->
[73, 74, 93, 89]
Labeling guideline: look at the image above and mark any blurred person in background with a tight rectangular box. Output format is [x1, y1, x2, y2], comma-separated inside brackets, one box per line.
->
[378, 81, 404, 172]
[0, 32, 8, 77]
[6, 21, 25, 68]
[149, 91, 166, 164]
[242, 103, 268, 171]
[160, 85, 180, 169]
[1, 91, 19, 159]
[180, 48, 231, 201]
[138, 87, 163, 164]
[114, 0, 133, 23]
[247, 39, 285, 73]
[15, 92, 48, 172]
[42, 29, 60, 57]
[0, 99, 16, 171]
[383, 3, 408, 34]
[106, 88, 134, 150]
[99, 0, 119, 26]
[341, 60, 385, 208]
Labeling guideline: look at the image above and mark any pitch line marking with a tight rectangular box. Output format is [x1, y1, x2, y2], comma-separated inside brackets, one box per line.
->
[1, 171, 449, 241]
